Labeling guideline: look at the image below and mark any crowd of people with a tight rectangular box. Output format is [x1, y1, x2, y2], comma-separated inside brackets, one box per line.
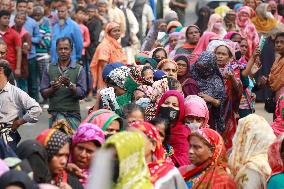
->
[1, 0, 284, 188]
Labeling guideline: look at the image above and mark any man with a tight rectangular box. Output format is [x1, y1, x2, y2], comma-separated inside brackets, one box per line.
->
[36, 129, 83, 188]
[0, 10, 22, 78]
[40, 37, 86, 130]
[43, 0, 58, 28]
[50, 2, 83, 64]
[0, 0, 11, 12]
[26, 0, 34, 17]
[0, 60, 42, 151]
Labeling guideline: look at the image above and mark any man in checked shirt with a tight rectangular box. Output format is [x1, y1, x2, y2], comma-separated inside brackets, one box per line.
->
[0, 59, 42, 150]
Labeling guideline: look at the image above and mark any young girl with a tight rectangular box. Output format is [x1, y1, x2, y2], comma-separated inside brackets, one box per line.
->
[122, 103, 145, 125]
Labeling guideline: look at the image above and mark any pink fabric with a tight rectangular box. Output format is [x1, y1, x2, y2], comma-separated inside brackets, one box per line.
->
[236, 6, 259, 57]
[207, 14, 223, 32]
[156, 90, 190, 167]
[271, 93, 284, 136]
[184, 95, 209, 129]
[268, 134, 284, 179]
[268, 1, 284, 24]
[190, 32, 219, 64]
[224, 31, 240, 40]
[80, 24, 90, 56]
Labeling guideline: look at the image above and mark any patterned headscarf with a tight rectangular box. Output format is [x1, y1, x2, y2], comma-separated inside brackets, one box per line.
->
[157, 59, 178, 70]
[104, 131, 154, 189]
[191, 51, 226, 133]
[36, 129, 70, 161]
[108, 66, 130, 90]
[184, 95, 209, 129]
[271, 93, 284, 136]
[268, 134, 284, 180]
[229, 114, 276, 186]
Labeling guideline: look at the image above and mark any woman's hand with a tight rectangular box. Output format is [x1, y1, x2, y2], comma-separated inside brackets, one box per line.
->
[66, 163, 86, 179]
[199, 93, 220, 107]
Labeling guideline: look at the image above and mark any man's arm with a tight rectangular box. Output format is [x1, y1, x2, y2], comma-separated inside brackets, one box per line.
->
[73, 24, 84, 61]
[40, 67, 61, 98]
[15, 46, 22, 77]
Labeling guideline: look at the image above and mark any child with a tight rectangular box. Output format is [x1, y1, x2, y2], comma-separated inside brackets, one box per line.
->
[122, 103, 145, 125]
[141, 66, 154, 86]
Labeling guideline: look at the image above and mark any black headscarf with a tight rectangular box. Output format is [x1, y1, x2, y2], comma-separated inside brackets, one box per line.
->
[0, 170, 37, 189]
[16, 140, 51, 184]
[195, 6, 211, 34]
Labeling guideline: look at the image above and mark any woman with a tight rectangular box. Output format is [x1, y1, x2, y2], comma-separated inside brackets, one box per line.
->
[156, 90, 190, 167]
[191, 51, 226, 134]
[252, 3, 278, 34]
[269, 32, 284, 100]
[165, 32, 179, 56]
[184, 95, 209, 132]
[190, 32, 219, 64]
[224, 31, 242, 43]
[224, 11, 237, 32]
[267, 134, 284, 188]
[129, 121, 187, 189]
[157, 59, 178, 79]
[104, 131, 154, 189]
[206, 13, 227, 38]
[236, 6, 259, 57]
[271, 93, 284, 136]
[229, 114, 276, 189]
[244, 0, 257, 10]
[167, 20, 182, 33]
[269, 0, 284, 23]
[0, 170, 37, 189]
[150, 47, 168, 60]
[174, 54, 199, 97]
[194, 6, 211, 34]
[70, 123, 105, 186]
[176, 25, 201, 55]
[211, 41, 243, 149]
[179, 128, 236, 189]
[90, 22, 127, 91]
[82, 109, 124, 138]
[16, 140, 51, 184]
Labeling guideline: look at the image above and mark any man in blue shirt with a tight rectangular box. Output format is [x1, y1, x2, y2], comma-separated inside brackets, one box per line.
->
[50, 2, 83, 64]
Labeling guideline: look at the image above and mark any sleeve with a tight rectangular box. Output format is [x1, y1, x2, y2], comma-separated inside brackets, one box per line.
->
[73, 24, 84, 61]
[237, 168, 264, 189]
[267, 174, 284, 189]
[83, 26, 91, 48]
[31, 21, 41, 44]
[74, 66, 87, 99]
[40, 66, 51, 91]
[16, 89, 42, 123]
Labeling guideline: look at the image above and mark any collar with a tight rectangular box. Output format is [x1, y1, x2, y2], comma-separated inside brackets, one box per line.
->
[0, 82, 11, 93]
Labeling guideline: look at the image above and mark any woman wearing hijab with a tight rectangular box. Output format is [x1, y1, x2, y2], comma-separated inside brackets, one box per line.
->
[90, 22, 127, 92]
[0, 170, 37, 189]
[104, 131, 154, 189]
[229, 114, 276, 189]
[179, 128, 236, 189]
[191, 51, 226, 134]
[206, 13, 227, 38]
[190, 32, 219, 64]
[176, 25, 201, 55]
[271, 93, 284, 136]
[195, 6, 211, 34]
[36, 129, 83, 189]
[236, 6, 259, 57]
[184, 95, 209, 132]
[268, 0, 284, 23]
[252, 3, 278, 34]
[157, 59, 178, 79]
[82, 109, 124, 138]
[130, 121, 187, 189]
[156, 90, 190, 167]
[267, 134, 284, 188]
[70, 123, 105, 186]
[16, 140, 51, 184]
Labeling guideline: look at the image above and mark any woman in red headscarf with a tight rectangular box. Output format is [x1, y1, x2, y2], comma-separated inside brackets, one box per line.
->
[129, 121, 187, 189]
[179, 128, 236, 189]
[156, 90, 190, 167]
[90, 22, 127, 92]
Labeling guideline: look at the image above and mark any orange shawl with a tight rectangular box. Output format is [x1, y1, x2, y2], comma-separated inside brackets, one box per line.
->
[90, 22, 127, 90]
[269, 56, 284, 92]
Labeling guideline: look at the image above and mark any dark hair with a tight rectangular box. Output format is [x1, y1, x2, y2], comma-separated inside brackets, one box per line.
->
[167, 77, 180, 90]
[44, 0, 52, 6]
[16, 0, 28, 5]
[175, 55, 189, 64]
[152, 48, 168, 59]
[122, 103, 145, 119]
[150, 117, 171, 143]
[56, 37, 73, 49]
[76, 7, 87, 14]
[141, 65, 153, 77]
[0, 10, 11, 18]
[275, 32, 284, 42]
[0, 60, 12, 78]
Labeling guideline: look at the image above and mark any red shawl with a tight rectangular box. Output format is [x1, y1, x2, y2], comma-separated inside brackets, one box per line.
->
[156, 90, 190, 167]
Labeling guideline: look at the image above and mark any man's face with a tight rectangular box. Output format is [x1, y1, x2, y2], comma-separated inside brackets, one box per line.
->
[15, 14, 26, 27]
[0, 44, 7, 59]
[49, 143, 69, 176]
[57, 6, 68, 20]
[27, 2, 34, 16]
[0, 15, 10, 27]
[77, 0, 87, 9]
[87, 8, 96, 19]
[57, 40, 72, 62]
[1, 0, 11, 11]
[16, 2, 27, 12]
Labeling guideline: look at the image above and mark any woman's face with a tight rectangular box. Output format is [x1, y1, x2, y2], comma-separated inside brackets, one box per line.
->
[177, 59, 188, 77]
[184, 115, 205, 124]
[189, 136, 213, 166]
[109, 26, 121, 40]
[240, 39, 249, 56]
[105, 120, 120, 136]
[143, 69, 154, 83]
[133, 90, 146, 101]
[169, 36, 178, 47]
[153, 49, 167, 60]
[161, 96, 180, 110]
[245, 0, 256, 9]
[187, 27, 201, 45]
[127, 110, 145, 125]
[231, 34, 242, 44]
[215, 46, 231, 67]
[73, 141, 98, 169]
[161, 62, 178, 78]
[155, 123, 166, 143]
